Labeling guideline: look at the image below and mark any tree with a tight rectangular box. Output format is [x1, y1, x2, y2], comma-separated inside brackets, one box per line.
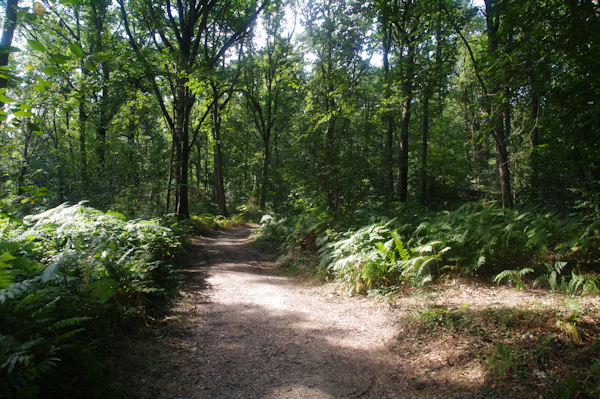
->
[0, 0, 18, 95]
[301, 0, 370, 209]
[242, 2, 297, 208]
[118, 0, 268, 219]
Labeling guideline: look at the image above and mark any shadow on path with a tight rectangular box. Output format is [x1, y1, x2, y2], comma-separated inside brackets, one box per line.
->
[129, 225, 486, 399]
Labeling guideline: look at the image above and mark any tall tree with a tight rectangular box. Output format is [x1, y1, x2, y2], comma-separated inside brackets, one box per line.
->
[243, 3, 296, 208]
[375, 0, 428, 202]
[483, 0, 513, 208]
[302, 0, 370, 209]
[0, 0, 18, 94]
[118, 0, 267, 219]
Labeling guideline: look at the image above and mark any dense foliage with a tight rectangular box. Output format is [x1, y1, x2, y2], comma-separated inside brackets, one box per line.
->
[255, 200, 600, 293]
[1, 0, 598, 219]
[0, 203, 181, 398]
[0, 0, 598, 395]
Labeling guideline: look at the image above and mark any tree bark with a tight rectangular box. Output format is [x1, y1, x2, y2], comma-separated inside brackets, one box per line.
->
[530, 79, 539, 193]
[260, 135, 270, 209]
[398, 43, 416, 203]
[382, 23, 394, 201]
[79, 101, 88, 186]
[0, 0, 18, 99]
[173, 76, 191, 219]
[17, 120, 32, 195]
[420, 95, 429, 204]
[212, 89, 227, 217]
[485, 0, 513, 208]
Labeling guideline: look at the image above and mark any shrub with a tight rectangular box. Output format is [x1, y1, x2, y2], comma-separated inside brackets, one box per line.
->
[0, 203, 182, 398]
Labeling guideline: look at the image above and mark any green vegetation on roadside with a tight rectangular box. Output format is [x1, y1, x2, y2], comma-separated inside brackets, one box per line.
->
[255, 201, 600, 294]
[401, 299, 600, 398]
[0, 203, 245, 398]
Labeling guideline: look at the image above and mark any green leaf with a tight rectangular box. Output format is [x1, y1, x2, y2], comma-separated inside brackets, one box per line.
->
[14, 110, 35, 118]
[69, 43, 85, 58]
[42, 66, 59, 75]
[0, 252, 16, 262]
[27, 40, 46, 52]
[29, 124, 43, 134]
[50, 54, 71, 65]
[33, 84, 46, 93]
[0, 93, 15, 103]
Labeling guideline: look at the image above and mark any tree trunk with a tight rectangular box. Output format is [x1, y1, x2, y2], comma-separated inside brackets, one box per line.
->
[530, 81, 539, 193]
[420, 94, 430, 204]
[172, 76, 191, 219]
[17, 120, 32, 195]
[97, 65, 109, 172]
[382, 23, 394, 200]
[495, 127, 513, 208]
[398, 44, 416, 203]
[92, 2, 109, 173]
[0, 0, 18, 100]
[485, 0, 513, 208]
[195, 139, 202, 193]
[260, 135, 270, 209]
[79, 101, 88, 186]
[212, 94, 227, 217]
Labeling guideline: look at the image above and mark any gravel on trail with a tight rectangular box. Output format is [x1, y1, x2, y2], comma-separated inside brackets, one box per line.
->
[124, 225, 485, 398]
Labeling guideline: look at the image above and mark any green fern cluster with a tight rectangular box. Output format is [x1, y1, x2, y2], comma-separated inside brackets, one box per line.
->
[257, 200, 600, 295]
[408, 201, 600, 278]
[0, 203, 182, 398]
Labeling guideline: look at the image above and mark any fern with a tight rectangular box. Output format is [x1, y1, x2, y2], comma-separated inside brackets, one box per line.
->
[0, 203, 184, 397]
[494, 267, 534, 290]
[87, 278, 117, 303]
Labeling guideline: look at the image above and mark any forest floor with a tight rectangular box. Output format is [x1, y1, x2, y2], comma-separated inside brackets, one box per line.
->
[116, 225, 600, 398]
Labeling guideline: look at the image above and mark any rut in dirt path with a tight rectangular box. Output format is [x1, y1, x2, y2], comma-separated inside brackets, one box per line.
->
[146, 225, 471, 399]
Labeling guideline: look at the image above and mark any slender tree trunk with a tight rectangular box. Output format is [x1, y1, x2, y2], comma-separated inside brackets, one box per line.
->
[420, 94, 430, 204]
[204, 134, 209, 194]
[398, 101, 410, 202]
[195, 139, 202, 193]
[212, 93, 227, 217]
[485, 0, 513, 208]
[495, 129, 513, 208]
[398, 44, 416, 203]
[173, 77, 191, 219]
[166, 141, 174, 214]
[126, 117, 138, 186]
[260, 135, 270, 209]
[52, 110, 65, 201]
[78, 101, 88, 186]
[0, 0, 18, 101]
[382, 24, 394, 200]
[97, 65, 109, 172]
[530, 81, 539, 194]
[92, 2, 109, 173]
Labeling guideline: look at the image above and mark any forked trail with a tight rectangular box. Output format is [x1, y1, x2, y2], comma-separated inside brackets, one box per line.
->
[127, 225, 481, 398]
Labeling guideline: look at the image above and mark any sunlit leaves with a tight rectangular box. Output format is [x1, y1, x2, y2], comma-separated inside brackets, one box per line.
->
[68, 43, 85, 58]
[49, 54, 71, 65]
[27, 40, 45, 52]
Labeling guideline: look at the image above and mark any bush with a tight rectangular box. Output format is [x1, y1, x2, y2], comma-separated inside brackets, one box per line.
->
[256, 201, 600, 294]
[0, 203, 182, 398]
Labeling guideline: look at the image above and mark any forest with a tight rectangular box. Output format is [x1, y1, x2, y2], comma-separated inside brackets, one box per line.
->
[1, 0, 599, 397]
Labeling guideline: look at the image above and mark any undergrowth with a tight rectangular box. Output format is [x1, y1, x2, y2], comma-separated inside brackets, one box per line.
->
[253, 201, 600, 295]
[403, 303, 600, 398]
[0, 203, 183, 398]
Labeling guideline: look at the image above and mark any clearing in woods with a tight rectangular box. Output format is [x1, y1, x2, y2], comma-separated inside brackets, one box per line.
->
[118, 225, 598, 398]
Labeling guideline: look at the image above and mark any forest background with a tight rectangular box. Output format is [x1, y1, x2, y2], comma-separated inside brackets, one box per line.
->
[1, 0, 600, 397]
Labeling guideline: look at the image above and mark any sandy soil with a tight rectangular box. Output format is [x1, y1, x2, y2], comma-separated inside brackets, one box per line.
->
[120, 225, 598, 398]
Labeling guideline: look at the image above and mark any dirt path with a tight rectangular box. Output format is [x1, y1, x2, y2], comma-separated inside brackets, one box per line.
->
[119, 225, 600, 398]
[123, 226, 486, 398]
